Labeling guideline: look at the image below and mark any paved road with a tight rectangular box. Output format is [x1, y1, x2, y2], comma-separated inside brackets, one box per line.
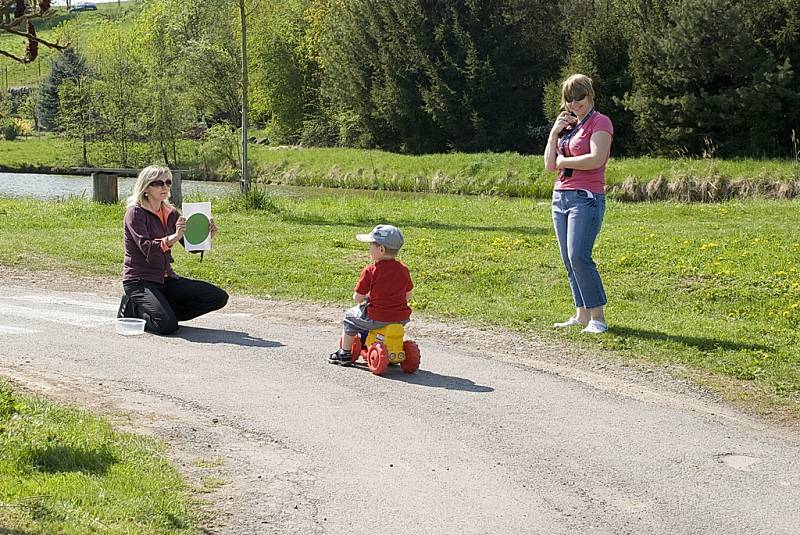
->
[1, 284, 798, 534]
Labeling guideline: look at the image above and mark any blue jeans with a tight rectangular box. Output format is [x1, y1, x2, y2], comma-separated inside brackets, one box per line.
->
[551, 189, 607, 309]
[342, 302, 408, 336]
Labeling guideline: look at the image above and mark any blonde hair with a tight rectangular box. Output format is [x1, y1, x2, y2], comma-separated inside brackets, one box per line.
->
[561, 74, 595, 109]
[126, 165, 173, 208]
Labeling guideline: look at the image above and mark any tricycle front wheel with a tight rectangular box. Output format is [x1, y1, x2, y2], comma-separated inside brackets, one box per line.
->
[366, 343, 389, 375]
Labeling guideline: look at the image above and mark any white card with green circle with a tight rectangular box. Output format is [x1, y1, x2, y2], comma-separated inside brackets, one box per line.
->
[182, 202, 212, 251]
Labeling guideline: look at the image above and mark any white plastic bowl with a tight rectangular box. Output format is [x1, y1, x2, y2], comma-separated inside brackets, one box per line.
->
[115, 317, 146, 336]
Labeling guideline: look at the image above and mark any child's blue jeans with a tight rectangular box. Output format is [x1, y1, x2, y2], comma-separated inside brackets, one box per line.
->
[342, 302, 408, 337]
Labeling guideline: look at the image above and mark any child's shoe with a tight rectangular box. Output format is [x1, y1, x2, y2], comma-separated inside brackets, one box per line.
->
[328, 348, 353, 366]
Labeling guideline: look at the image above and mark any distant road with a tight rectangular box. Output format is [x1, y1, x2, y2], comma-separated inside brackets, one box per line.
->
[1, 283, 798, 534]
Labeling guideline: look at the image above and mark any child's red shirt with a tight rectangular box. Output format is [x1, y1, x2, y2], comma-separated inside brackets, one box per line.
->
[354, 258, 413, 322]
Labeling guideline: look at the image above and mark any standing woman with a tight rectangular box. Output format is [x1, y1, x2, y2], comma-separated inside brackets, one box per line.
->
[543, 74, 613, 334]
[119, 165, 228, 334]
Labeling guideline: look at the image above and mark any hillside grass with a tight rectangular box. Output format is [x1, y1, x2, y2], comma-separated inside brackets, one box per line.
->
[0, 381, 197, 533]
[0, 2, 136, 88]
[0, 192, 797, 419]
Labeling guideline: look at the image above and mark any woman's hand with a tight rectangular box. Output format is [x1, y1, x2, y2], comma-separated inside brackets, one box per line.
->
[551, 111, 577, 138]
[209, 218, 218, 240]
[171, 216, 186, 244]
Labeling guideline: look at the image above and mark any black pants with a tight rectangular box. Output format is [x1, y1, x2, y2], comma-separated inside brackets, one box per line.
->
[119, 276, 229, 335]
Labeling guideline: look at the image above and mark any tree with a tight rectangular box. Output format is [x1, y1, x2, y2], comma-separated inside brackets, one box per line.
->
[89, 27, 143, 166]
[133, 1, 193, 166]
[36, 46, 89, 131]
[624, 0, 800, 156]
[249, 0, 314, 144]
[58, 77, 99, 165]
[319, 0, 562, 153]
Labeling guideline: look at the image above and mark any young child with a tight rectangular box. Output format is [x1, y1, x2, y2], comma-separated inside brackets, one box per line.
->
[329, 224, 413, 366]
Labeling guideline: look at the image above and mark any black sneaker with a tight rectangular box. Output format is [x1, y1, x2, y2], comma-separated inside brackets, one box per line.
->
[328, 349, 353, 366]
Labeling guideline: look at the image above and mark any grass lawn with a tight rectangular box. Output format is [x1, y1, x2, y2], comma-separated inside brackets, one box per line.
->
[0, 381, 196, 533]
[0, 191, 798, 418]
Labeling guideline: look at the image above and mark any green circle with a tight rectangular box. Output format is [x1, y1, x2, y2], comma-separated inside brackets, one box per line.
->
[185, 213, 210, 245]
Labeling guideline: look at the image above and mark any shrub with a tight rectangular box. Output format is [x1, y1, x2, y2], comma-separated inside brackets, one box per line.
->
[13, 117, 34, 137]
[1, 119, 20, 141]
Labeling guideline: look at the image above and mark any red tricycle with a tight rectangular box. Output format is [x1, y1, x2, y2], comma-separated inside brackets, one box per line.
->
[339, 323, 420, 375]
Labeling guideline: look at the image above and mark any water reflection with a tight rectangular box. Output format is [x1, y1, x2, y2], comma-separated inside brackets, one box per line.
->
[0, 172, 239, 200]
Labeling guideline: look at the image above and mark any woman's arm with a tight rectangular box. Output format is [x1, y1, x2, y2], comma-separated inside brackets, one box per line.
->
[353, 292, 367, 303]
[124, 207, 166, 261]
[544, 112, 576, 172]
[555, 131, 612, 171]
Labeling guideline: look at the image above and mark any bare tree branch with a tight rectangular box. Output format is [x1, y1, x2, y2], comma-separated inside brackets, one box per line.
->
[0, 48, 26, 62]
[0, 0, 64, 63]
[3, 22, 68, 51]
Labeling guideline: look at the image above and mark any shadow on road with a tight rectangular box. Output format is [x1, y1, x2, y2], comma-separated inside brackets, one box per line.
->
[609, 325, 773, 353]
[175, 326, 285, 348]
[350, 364, 493, 392]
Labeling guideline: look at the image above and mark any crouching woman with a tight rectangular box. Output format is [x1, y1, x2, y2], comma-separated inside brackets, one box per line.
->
[119, 165, 228, 334]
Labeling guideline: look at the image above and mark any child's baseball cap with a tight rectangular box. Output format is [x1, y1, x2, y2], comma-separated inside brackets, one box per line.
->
[356, 224, 404, 250]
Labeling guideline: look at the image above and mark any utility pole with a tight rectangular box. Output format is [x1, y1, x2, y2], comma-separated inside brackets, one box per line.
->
[239, 0, 250, 194]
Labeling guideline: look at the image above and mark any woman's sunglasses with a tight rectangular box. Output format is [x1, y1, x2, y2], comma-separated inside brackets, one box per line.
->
[565, 93, 587, 103]
[149, 179, 173, 188]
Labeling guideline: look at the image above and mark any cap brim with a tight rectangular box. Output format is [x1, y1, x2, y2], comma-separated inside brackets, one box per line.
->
[355, 233, 375, 242]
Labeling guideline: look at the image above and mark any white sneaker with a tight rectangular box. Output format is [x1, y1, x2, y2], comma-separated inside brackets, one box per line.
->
[553, 316, 585, 328]
[581, 320, 608, 334]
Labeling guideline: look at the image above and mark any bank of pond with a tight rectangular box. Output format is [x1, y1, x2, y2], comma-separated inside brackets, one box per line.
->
[1, 139, 798, 202]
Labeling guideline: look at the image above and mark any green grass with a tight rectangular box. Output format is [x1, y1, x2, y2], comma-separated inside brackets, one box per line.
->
[1, 193, 798, 416]
[0, 381, 196, 533]
[249, 147, 800, 197]
[0, 134, 203, 171]
[0, 2, 137, 89]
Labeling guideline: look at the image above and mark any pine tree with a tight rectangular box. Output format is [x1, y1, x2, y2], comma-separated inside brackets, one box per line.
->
[37, 47, 90, 131]
[320, 0, 562, 153]
[625, 0, 800, 156]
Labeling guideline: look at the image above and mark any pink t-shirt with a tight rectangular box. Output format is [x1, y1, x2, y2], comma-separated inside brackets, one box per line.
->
[555, 111, 614, 194]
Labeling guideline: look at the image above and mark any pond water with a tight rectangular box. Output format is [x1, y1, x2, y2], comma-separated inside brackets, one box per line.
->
[0, 172, 240, 201]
